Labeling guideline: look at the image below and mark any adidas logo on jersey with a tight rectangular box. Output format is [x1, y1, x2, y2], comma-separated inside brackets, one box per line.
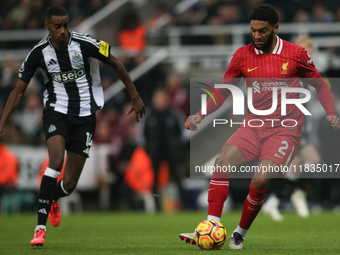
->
[48, 124, 57, 133]
[47, 59, 57, 67]
[38, 208, 47, 214]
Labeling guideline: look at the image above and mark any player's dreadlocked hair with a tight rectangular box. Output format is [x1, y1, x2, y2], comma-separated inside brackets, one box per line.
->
[45, 5, 68, 20]
[248, 4, 279, 26]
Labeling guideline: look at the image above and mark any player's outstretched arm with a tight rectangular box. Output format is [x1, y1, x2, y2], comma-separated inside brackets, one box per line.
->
[106, 54, 145, 122]
[0, 80, 28, 134]
[326, 115, 340, 130]
[185, 115, 202, 131]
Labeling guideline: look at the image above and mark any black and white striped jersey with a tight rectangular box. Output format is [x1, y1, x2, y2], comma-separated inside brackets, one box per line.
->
[18, 31, 111, 117]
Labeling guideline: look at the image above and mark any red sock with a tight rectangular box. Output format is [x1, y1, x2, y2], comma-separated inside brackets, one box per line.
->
[207, 177, 229, 218]
[239, 185, 267, 230]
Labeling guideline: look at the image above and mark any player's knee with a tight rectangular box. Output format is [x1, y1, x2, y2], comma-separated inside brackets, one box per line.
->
[307, 156, 320, 166]
[48, 158, 64, 172]
[215, 154, 226, 167]
[251, 178, 270, 190]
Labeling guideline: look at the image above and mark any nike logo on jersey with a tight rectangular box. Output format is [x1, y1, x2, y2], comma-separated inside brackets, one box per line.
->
[275, 153, 284, 159]
[247, 67, 258, 72]
[248, 207, 257, 210]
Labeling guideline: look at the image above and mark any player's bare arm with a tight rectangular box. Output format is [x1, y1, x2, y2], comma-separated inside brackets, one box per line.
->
[0, 80, 29, 134]
[107, 54, 145, 122]
[185, 115, 202, 131]
[326, 115, 340, 130]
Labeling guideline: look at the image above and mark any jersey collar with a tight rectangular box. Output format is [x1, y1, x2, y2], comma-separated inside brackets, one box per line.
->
[254, 35, 282, 55]
[48, 31, 73, 49]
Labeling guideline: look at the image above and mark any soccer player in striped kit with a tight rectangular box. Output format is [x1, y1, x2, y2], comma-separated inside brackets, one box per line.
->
[179, 4, 340, 249]
[0, 5, 145, 246]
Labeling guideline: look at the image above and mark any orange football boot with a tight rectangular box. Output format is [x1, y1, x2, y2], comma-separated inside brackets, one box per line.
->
[30, 228, 46, 246]
[49, 201, 61, 226]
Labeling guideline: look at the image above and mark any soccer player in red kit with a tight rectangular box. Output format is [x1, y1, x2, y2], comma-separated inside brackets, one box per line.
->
[179, 4, 340, 249]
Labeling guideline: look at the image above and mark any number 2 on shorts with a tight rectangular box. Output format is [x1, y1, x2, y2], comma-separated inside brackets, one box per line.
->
[278, 140, 288, 156]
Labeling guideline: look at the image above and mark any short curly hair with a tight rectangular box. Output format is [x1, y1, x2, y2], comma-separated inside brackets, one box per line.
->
[45, 5, 68, 20]
[248, 4, 279, 26]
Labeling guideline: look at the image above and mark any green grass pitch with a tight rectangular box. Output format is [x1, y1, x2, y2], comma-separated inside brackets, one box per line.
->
[1, 211, 340, 254]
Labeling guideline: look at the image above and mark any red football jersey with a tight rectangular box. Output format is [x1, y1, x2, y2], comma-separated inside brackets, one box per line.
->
[199, 36, 335, 136]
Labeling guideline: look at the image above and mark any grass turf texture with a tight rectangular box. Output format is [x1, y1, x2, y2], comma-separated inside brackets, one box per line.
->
[1, 211, 340, 254]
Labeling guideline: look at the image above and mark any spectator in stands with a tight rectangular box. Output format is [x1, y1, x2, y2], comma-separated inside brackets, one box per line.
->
[8, 0, 32, 29]
[67, 0, 87, 27]
[84, 0, 106, 17]
[1, 56, 19, 98]
[177, 4, 213, 45]
[0, 17, 14, 31]
[132, 54, 165, 107]
[25, 0, 46, 29]
[217, 4, 245, 24]
[6, 122, 28, 144]
[335, 8, 340, 22]
[116, 103, 137, 143]
[293, 9, 311, 23]
[311, 4, 334, 22]
[177, 4, 206, 26]
[142, 89, 186, 210]
[93, 108, 121, 150]
[165, 74, 189, 116]
[119, 11, 147, 55]
[12, 92, 43, 145]
[0, 133, 19, 196]
[204, 0, 222, 24]
[145, 4, 174, 32]
[110, 105, 140, 210]
[1, 56, 16, 87]
[93, 118, 114, 144]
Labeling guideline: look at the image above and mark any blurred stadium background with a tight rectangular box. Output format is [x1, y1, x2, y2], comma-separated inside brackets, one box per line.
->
[1, 0, 340, 216]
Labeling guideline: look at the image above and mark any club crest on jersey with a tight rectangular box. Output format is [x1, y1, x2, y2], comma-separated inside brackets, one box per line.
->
[281, 62, 289, 74]
[72, 53, 82, 63]
[48, 124, 57, 133]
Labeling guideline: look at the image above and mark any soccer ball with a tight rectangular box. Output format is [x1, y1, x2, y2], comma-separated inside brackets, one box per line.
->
[194, 219, 227, 250]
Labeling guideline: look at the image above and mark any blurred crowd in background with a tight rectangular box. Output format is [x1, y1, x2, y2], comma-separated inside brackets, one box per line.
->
[1, 0, 340, 215]
[0, 0, 111, 31]
[1, 0, 340, 31]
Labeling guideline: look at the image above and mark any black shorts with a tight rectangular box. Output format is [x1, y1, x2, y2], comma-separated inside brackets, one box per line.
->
[42, 109, 96, 158]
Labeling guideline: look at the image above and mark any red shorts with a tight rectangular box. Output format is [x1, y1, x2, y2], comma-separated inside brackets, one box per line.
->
[225, 126, 300, 166]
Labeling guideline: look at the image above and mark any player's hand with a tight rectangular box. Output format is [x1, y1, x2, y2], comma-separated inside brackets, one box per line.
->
[185, 115, 202, 131]
[127, 95, 146, 122]
[326, 115, 340, 130]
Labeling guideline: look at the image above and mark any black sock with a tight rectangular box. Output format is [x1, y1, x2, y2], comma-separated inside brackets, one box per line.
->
[37, 175, 57, 226]
[52, 180, 70, 202]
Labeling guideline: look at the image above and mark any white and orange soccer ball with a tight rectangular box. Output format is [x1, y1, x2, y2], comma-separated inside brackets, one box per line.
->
[194, 219, 227, 250]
